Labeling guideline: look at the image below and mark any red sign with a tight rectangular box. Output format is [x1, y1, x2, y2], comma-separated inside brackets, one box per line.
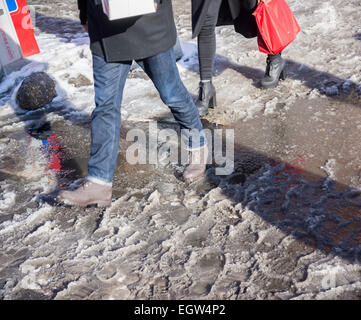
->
[8, 0, 39, 57]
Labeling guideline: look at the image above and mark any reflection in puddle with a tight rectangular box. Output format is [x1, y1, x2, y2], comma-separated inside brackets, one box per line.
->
[42, 135, 62, 173]
[202, 96, 361, 262]
[219, 97, 361, 190]
[23, 124, 87, 189]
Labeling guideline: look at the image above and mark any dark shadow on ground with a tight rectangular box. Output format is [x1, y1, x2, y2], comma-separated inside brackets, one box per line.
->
[179, 42, 361, 105]
[35, 12, 85, 41]
[205, 124, 361, 265]
[140, 117, 361, 265]
[33, 12, 360, 103]
[10, 12, 360, 266]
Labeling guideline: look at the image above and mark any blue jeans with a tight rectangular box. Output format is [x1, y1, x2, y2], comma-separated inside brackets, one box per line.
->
[87, 49, 206, 186]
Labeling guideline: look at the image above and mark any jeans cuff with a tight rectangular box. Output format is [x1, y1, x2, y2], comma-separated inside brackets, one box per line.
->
[182, 132, 208, 151]
[86, 176, 113, 188]
[185, 143, 208, 152]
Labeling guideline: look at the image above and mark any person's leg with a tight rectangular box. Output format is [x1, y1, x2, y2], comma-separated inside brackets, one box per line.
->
[87, 55, 131, 185]
[138, 49, 205, 147]
[58, 54, 131, 206]
[137, 49, 208, 182]
[198, 0, 222, 81]
[195, 0, 222, 116]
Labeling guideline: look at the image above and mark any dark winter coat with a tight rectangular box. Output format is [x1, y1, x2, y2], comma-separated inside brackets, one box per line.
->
[77, 0, 177, 62]
[192, 0, 258, 39]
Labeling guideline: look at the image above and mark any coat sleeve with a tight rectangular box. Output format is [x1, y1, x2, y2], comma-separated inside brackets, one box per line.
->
[77, 0, 88, 25]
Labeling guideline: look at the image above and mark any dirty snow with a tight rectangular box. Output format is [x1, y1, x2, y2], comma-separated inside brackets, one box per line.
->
[0, 0, 360, 300]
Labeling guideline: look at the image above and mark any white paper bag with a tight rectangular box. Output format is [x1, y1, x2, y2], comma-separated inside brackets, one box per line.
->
[102, 0, 156, 21]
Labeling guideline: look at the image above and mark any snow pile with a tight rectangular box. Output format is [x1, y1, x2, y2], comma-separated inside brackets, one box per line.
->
[0, 190, 16, 210]
[0, 0, 360, 300]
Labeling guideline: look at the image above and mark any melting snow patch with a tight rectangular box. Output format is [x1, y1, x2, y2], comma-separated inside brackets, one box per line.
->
[0, 191, 16, 210]
[264, 98, 279, 116]
[313, 3, 340, 33]
[320, 159, 337, 180]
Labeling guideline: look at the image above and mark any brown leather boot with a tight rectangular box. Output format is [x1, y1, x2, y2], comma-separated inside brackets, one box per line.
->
[183, 145, 209, 183]
[57, 180, 112, 207]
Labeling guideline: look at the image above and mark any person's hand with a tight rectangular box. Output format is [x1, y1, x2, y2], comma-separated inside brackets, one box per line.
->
[154, 2, 158, 10]
[82, 22, 88, 33]
[258, 0, 272, 5]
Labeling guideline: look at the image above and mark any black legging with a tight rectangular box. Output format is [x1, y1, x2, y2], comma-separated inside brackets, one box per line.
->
[198, 0, 277, 81]
[197, 0, 223, 81]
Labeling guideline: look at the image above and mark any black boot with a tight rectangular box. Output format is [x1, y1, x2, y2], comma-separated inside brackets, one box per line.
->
[195, 81, 216, 117]
[261, 53, 286, 89]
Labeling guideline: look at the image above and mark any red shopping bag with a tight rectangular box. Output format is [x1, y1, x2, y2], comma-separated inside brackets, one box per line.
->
[253, 0, 300, 55]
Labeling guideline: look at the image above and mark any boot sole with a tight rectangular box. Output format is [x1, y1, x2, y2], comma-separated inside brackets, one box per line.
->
[261, 69, 287, 89]
[184, 171, 206, 184]
[198, 110, 209, 117]
[209, 95, 216, 109]
[196, 94, 216, 116]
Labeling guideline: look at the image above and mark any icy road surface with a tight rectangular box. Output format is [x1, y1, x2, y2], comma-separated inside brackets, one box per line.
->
[0, 0, 360, 299]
